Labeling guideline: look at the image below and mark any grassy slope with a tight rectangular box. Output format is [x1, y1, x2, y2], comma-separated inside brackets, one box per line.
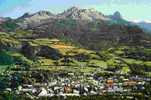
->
[0, 31, 151, 76]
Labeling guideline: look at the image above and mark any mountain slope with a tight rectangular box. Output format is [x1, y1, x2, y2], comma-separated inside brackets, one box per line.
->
[58, 7, 110, 21]
[135, 21, 151, 32]
[14, 8, 151, 49]
[1, 7, 151, 50]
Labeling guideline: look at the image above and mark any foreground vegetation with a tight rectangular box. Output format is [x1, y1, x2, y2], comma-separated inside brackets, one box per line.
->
[0, 30, 151, 99]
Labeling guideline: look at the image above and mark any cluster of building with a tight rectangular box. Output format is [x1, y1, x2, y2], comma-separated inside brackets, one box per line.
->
[6, 72, 151, 98]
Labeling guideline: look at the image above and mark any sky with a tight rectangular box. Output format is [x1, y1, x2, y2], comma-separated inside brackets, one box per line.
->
[0, 0, 151, 21]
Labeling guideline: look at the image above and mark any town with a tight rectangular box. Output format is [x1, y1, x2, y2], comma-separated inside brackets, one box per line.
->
[6, 71, 150, 99]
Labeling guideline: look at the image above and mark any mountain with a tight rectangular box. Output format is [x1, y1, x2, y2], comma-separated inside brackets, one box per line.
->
[0, 17, 7, 24]
[0, 17, 5, 31]
[0, 7, 151, 98]
[12, 7, 150, 50]
[0, 7, 151, 50]
[18, 11, 56, 29]
[17, 7, 130, 29]
[58, 7, 110, 21]
[135, 21, 151, 32]
[0, 18, 4, 24]
[110, 11, 122, 20]
[19, 10, 55, 20]
[18, 7, 111, 29]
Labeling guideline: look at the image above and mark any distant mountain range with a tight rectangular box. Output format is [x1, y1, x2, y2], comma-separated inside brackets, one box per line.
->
[16, 7, 151, 32]
[15, 7, 132, 29]
[0, 7, 151, 49]
[0, 7, 150, 32]
[134, 21, 151, 32]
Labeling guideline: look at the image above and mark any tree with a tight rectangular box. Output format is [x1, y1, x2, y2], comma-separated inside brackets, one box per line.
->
[0, 51, 14, 65]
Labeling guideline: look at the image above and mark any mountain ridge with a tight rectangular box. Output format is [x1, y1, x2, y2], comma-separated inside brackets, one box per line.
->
[0, 7, 151, 50]
[134, 21, 151, 32]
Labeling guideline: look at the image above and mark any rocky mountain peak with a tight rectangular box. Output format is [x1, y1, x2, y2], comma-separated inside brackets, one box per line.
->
[59, 7, 110, 21]
[35, 10, 54, 16]
[67, 6, 80, 12]
[18, 12, 31, 19]
[58, 6, 80, 18]
[112, 11, 122, 20]
[18, 10, 55, 20]
[17, 10, 56, 29]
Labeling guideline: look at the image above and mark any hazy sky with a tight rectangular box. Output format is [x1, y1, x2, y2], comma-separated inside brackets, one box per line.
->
[0, 0, 150, 21]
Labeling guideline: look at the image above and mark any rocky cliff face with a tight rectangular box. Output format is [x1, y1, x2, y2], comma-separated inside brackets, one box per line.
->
[58, 7, 110, 21]
[1, 7, 151, 50]
[17, 7, 112, 29]
[18, 11, 56, 29]
[110, 11, 122, 20]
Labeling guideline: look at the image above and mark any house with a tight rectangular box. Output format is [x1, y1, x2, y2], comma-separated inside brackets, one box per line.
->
[99, 85, 105, 90]
[64, 85, 73, 93]
[20, 85, 34, 93]
[107, 87, 114, 93]
[113, 85, 123, 92]
[48, 88, 54, 94]
[90, 90, 97, 95]
[106, 79, 114, 87]
[23, 84, 33, 88]
[124, 80, 137, 86]
[138, 81, 145, 85]
[38, 88, 48, 97]
[53, 86, 63, 94]
[48, 81, 57, 87]
[73, 89, 80, 94]
[60, 93, 80, 97]
[18, 86, 22, 91]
